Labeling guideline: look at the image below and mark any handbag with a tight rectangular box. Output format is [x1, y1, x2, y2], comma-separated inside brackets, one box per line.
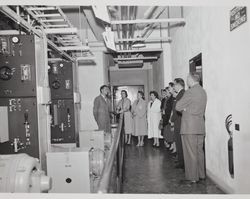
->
[158, 119, 163, 130]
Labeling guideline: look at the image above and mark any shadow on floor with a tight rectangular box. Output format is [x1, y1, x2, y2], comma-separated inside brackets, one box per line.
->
[122, 136, 224, 194]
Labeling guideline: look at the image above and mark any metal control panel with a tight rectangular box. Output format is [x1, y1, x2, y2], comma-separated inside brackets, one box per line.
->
[49, 61, 73, 100]
[0, 35, 49, 169]
[0, 35, 37, 97]
[49, 60, 78, 144]
[0, 97, 39, 158]
[50, 99, 76, 144]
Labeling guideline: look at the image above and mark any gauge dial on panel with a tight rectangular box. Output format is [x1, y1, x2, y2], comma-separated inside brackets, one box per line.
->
[11, 36, 19, 44]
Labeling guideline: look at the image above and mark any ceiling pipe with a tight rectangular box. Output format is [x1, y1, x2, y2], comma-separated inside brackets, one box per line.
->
[144, 6, 158, 19]
[126, 6, 132, 52]
[115, 6, 122, 50]
[121, 6, 127, 52]
[143, 7, 185, 40]
[141, 7, 167, 38]
[128, 6, 137, 57]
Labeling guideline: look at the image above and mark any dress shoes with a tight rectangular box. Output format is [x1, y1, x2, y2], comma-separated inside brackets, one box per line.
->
[179, 179, 198, 185]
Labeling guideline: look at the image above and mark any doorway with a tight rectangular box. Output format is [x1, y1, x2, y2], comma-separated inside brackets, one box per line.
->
[113, 85, 144, 107]
[189, 53, 203, 86]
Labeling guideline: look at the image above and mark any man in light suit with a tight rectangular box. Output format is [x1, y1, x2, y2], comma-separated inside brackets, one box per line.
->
[176, 72, 207, 184]
[93, 85, 111, 133]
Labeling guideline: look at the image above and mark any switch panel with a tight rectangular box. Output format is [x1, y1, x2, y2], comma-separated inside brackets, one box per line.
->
[49, 61, 74, 100]
[0, 35, 37, 97]
[50, 99, 76, 144]
[0, 97, 39, 158]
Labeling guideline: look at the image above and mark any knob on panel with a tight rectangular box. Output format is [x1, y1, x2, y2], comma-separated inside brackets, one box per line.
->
[0, 66, 12, 81]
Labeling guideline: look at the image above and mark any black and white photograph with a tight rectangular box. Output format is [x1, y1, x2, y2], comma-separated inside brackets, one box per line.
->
[0, 0, 249, 198]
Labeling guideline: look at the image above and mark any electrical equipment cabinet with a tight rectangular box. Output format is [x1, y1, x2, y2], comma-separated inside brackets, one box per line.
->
[48, 61, 80, 145]
[50, 99, 76, 143]
[46, 147, 105, 193]
[0, 35, 37, 97]
[0, 34, 50, 170]
[48, 61, 74, 100]
[0, 98, 39, 158]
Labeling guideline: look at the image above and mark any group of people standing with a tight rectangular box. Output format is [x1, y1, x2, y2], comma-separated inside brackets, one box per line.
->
[117, 89, 168, 148]
[93, 72, 207, 184]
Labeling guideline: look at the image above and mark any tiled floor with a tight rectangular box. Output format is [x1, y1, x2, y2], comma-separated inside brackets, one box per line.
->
[122, 137, 224, 194]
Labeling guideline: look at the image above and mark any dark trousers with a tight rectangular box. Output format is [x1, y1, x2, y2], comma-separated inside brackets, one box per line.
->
[175, 132, 184, 166]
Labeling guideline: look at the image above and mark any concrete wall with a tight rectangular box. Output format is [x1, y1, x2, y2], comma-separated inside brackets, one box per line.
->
[170, 6, 250, 193]
[78, 51, 107, 131]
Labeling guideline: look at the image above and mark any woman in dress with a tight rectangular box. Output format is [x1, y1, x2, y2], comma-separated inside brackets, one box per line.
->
[116, 90, 134, 144]
[131, 91, 147, 146]
[147, 91, 163, 147]
[162, 87, 174, 148]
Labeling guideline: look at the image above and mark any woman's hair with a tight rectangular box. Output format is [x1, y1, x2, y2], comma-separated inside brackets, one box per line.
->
[121, 90, 128, 97]
[138, 91, 145, 100]
[149, 91, 159, 99]
[169, 82, 174, 87]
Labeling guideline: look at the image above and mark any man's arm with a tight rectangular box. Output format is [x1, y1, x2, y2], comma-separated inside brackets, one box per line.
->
[176, 90, 192, 112]
[93, 97, 99, 122]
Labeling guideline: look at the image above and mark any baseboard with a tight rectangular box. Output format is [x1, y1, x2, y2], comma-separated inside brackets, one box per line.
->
[206, 169, 234, 194]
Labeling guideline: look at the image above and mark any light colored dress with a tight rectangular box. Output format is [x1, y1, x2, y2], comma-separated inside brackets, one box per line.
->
[117, 98, 134, 135]
[147, 98, 163, 139]
[131, 99, 147, 136]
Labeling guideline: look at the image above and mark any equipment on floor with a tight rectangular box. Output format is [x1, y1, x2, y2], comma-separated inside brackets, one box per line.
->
[0, 154, 51, 193]
[46, 147, 105, 193]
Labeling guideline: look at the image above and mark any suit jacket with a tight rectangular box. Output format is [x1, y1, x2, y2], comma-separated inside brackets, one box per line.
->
[93, 95, 111, 132]
[171, 89, 185, 133]
[176, 84, 207, 135]
[162, 95, 174, 127]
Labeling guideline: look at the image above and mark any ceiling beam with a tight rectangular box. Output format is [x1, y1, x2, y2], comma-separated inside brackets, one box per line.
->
[76, 56, 96, 61]
[115, 37, 171, 42]
[114, 56, 158, 61]
[111, 18, 185, 25]
[44, 28, 77, 34]
[116, 48, 162, 53]
[82, 8, 104, 41]
[27, 7, 56, 11]
[36, 13, 61, 18]
[58, 46, 90, 51]
[0, 6, 74, 61]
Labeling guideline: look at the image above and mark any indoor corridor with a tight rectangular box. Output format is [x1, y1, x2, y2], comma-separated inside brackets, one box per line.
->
[122, 137, 223, 194]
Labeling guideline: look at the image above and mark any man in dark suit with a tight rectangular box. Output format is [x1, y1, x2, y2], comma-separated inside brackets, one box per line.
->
[176, 72, 207, 184]
[93, 85, 111, 133]
[171, 78, 185, 169]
